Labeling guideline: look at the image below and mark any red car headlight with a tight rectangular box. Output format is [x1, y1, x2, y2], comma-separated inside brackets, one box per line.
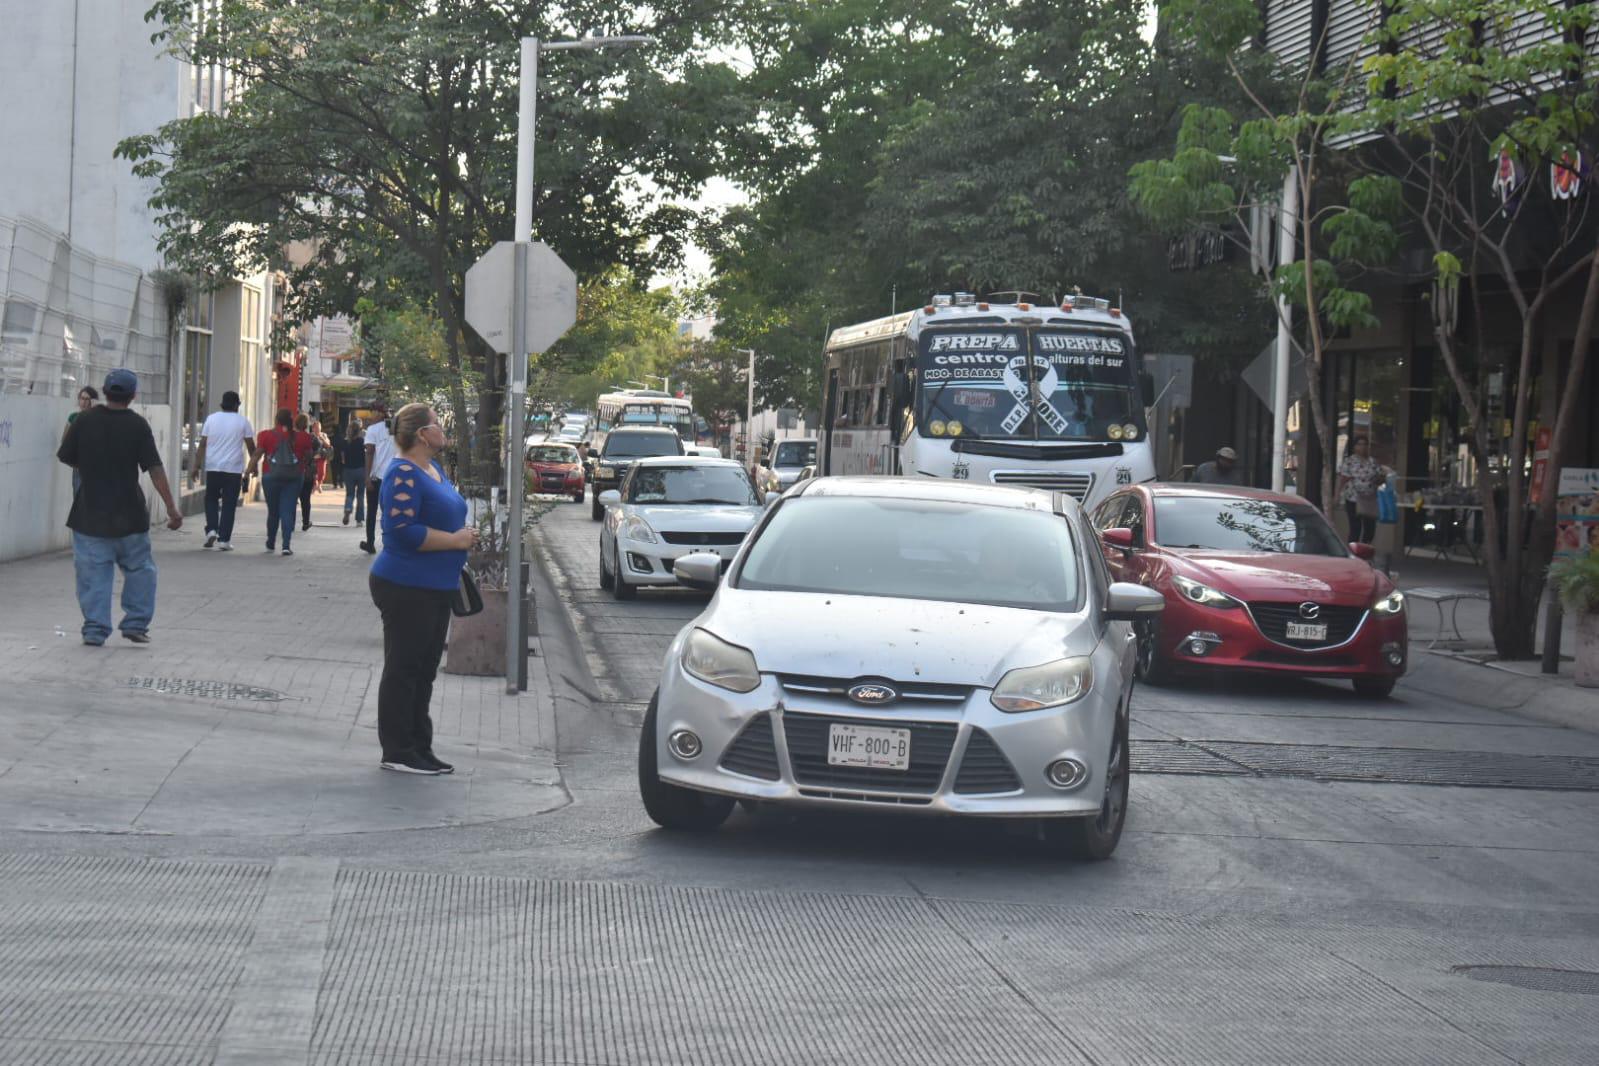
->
[1171, 574, 1243, 609]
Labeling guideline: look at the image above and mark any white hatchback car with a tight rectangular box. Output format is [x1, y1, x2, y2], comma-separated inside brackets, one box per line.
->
[598, 457, 768, 599]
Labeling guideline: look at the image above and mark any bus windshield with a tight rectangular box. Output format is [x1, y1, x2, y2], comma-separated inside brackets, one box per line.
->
[916, 327, 1142, 442]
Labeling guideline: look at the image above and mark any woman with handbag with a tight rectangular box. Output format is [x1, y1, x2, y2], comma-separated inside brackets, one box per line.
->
[369, 402, 479, 775]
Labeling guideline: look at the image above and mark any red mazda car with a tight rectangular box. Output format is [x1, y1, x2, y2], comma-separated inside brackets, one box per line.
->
[526, 441, 586, 503]
[1090, 485, 1407, 698]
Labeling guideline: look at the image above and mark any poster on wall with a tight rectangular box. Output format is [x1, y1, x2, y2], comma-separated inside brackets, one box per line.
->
[1555, 467, 1599, 556]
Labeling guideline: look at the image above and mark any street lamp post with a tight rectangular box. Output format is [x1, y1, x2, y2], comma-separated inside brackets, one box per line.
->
[505, 32, 650, 693]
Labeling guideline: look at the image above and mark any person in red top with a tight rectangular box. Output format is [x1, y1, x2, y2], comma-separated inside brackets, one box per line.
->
[247, 408, 315, 556]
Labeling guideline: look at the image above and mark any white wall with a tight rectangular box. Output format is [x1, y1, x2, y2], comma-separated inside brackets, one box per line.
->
[0, 0, 182, 267]
[0, 393, 174, 560]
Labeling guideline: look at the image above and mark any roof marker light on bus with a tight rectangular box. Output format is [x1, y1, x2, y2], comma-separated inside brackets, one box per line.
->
[976, 302, 989, 311]
[1109, 307, 1122, 317]
[924, 305, 937, 314]
[1017, 302, 1031, 311]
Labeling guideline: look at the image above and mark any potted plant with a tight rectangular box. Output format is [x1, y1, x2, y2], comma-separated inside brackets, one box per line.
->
[1550, 546, 1599, 688]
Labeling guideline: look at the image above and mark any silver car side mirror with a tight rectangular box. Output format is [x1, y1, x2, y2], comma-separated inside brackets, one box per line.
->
[1104, 582, 1164, 621]
[673, 552, 723, 592]
[598, 490, 622, 507]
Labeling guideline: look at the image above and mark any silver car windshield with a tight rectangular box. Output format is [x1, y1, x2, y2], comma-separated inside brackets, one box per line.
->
[738, 497, 1080, 611]
[628, 466, 756, 505]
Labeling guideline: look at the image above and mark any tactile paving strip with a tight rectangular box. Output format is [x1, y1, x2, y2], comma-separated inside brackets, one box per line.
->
[1134, 739, 1599, 791]
[0, 854, 269, 1059]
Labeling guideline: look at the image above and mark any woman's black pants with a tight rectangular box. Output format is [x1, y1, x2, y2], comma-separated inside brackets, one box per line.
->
[1345, 502, 1376, 544]
[369, 573, 452, 760]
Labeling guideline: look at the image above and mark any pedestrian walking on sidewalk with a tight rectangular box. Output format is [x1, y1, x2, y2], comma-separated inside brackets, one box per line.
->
[340, 419, 367, 526]
[293, 413, 318, 531]
[62, 385, 99, 497]
[249, 409, 314, 556]
[369, 403, 478, 775]
[310, 419, 331, 493]
[55, 369, 182, 646]
[359, 401, 396, 555]
[192, 390, 256, 551]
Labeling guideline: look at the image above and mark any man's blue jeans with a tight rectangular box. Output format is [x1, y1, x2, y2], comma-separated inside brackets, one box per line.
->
[72, 531, 157, 643]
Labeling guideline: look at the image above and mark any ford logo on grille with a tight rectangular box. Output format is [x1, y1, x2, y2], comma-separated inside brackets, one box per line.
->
[1298, 602, 1321, 620]
[847, 683, 898, 705]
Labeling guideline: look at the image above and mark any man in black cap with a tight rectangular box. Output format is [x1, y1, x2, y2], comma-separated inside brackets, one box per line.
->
[1192, 445, 1247, 487]
[56, 369, 183, 645]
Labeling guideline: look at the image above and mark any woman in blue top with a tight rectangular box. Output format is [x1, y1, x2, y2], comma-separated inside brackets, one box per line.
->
[369, 403, 478, 775]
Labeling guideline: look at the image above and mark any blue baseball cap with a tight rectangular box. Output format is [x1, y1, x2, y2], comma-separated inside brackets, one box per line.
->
[103, 368, 138, 399]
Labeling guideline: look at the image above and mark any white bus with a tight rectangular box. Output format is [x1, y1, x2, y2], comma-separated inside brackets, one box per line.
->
[819, 293, 1154, 510]
[592, 390, 695, 447]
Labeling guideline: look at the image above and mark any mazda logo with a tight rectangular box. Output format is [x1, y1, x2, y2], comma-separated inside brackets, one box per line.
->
[1298, 602, 1321, 620]
[847, 683, 898, 705]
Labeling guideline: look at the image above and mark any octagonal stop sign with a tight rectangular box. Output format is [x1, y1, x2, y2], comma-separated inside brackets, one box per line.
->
[464, 240, 578, 362]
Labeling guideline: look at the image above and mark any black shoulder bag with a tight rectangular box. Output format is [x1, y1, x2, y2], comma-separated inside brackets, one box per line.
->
[452, 567, 483, 617]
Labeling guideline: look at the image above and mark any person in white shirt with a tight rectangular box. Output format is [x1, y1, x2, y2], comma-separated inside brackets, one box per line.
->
[192, 391, 256, 551]
[359, 401, 397, 555]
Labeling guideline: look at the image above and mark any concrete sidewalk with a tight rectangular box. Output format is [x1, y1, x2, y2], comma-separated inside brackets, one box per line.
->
[0, 491, 565, 837]
[1384, 554, 1599, 731]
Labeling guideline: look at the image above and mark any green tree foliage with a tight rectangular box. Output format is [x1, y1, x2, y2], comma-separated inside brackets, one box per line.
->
[1130, 0, 1403, 509]
[537, 267, 685, 410]
[1344, 0, 1599, 658]
[669, 341, 752, 442]
[707, 0, 1277, 425]
[117, 0, 760, 478]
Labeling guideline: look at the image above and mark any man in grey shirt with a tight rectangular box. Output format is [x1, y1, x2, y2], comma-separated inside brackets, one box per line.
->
[1192, 446, 1247, 486]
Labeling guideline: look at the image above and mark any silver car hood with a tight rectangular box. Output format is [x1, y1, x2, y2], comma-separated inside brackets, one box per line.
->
[702, 589, 1096, 688]
[630, 503, 762, 532]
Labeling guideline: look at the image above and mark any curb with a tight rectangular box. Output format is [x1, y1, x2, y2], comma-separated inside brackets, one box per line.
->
[1401, 650, 1599, 732]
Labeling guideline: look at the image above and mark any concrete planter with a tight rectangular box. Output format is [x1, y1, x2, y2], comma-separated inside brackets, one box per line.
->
[1577, 611, 1599, 689]
[444, 587, 508, 676]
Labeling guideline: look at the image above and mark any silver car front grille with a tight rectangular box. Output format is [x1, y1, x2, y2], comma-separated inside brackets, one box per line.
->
[776, 674, 972, 704]
[990, 471, 1094, 500]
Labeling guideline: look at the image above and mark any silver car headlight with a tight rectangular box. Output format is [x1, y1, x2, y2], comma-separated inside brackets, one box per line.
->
[1372, 590, 1405, 615]
[681, 628, 761, 693]
[990, 657, 1094, 713]
[1172, 573, 1242, 609]
[620, 515, 658, 544]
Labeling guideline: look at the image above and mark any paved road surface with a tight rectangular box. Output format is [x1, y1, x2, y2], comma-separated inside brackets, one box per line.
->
[0, 491, 1595, 1064]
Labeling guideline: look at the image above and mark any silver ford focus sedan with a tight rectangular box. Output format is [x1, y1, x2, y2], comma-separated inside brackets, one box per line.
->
[637, 477, 1164, 860]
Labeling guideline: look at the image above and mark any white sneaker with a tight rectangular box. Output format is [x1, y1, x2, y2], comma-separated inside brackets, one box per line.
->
[217, 542, 234, 552]
[204, 531, 217, 548]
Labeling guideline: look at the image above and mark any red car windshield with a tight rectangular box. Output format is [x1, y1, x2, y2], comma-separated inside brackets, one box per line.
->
[1154, 497, 1348, 556]
[527, 446, 576, 464]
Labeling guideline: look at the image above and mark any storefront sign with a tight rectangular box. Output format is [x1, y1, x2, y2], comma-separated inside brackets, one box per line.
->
[1555, 467, 1599, 556]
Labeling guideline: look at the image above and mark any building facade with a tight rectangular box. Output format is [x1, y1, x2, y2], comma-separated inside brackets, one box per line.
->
[0, 0, 276, 560]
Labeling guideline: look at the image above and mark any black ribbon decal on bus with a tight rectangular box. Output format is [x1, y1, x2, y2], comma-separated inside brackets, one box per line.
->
[1001, 356, 1068, 435]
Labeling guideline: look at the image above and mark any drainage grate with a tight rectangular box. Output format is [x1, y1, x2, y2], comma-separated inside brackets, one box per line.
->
[1133, 739, 1599, 791]
[126, 677, 291, 702]
[1131, 740, 1249, 776]
[1453, 965, 1599, 995]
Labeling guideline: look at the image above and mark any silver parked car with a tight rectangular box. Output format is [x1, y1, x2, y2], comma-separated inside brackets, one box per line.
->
[637, 476, 1164, 859]
[598, 457, 768, 599]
